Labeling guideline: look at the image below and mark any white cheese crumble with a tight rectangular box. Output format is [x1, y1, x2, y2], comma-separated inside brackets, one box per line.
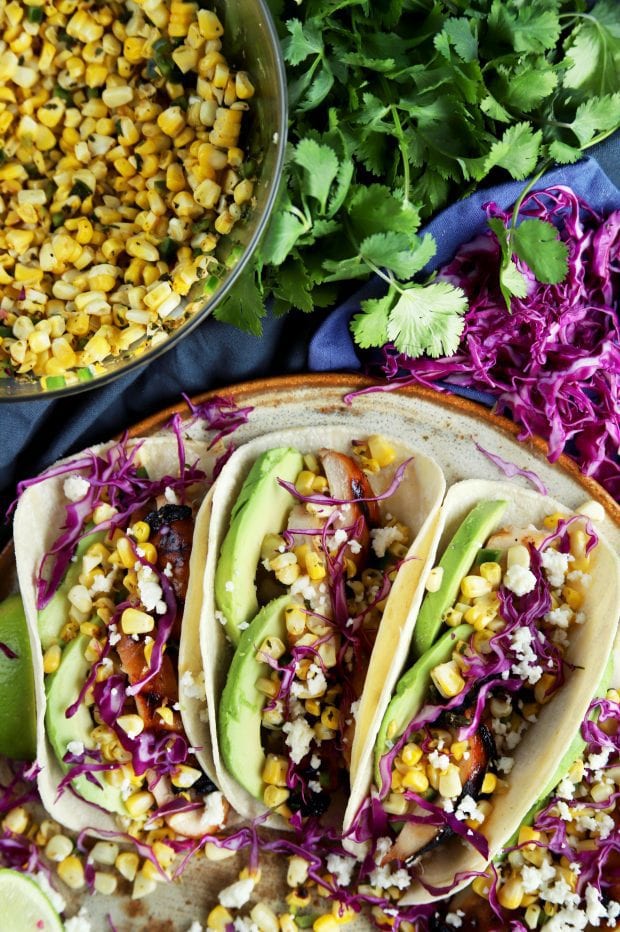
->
[445, 910, 465, 928]
[203, 791, 226, 829]
[497, 756, 514, 774]
[186, 923, 203, 932]
[232, 919, 259, 932]
[349, 539, 362, 555]
[509, 626, 542, 685]
[63, 474, 90, 502]
[370, 525, 404, 559]
[546, 605, 574, 629]
[283, 718, 314, 764]
[541, 548, 571, 588]
[64, 908, 92, 932]
[454, 794, 485, 823]
[108, 624, 121, 646]
[503, 563, 537, 596]
[164, 486, 180, 505]
[66, 740, 84, 757]
[291, 663, 327, 700]
[180, 669, 206, 700]
[218, 877, 255, 909]
[368, 864, 410, 890]
[428, 750, 450, 773]
[325, 853, 357, 886]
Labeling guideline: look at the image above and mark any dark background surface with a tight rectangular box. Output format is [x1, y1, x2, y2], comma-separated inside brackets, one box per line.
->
[2, 136, 618, 531]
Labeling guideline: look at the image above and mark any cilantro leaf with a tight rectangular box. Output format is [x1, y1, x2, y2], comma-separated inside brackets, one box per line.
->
[567, 94, 620, 146]
[563, 6, 620, 95]
[484, 123, 542, 180]
[499, 260, 528, 302]
[436, 17, 478, 63]
[282, 19, 323, 66]
[213, 271, 264, 336]
[350, 293, 392, 349]
[360, 231, 437, 281]
[385, 283, 467, 358]
[292, 139, 340, 215]
[548, 140, 582, 164]
[512, 219, 569, 285]
[271, 259, 314, 314]
[348, 185, 421, 240]
[259, 196, 309, 266]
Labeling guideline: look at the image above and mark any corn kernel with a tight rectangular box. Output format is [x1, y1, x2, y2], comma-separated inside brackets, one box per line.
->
[132, 870, 158, 900]
[264, 785, 289, 809]
[94, 872, 118, 895]
[57, 855, 85, 890]
[115, 851, 139, 882]
[125, 791, 155, 819]
[430, 660, 465, 699]
[250, 903, 279, 932]
[481, 772, 497, 795]
[479, 562, 502, 586]
[43, 643, 62, 674]
[207, 906, 233, 932]
[2, 807, 29, 835]
[460, 575, 492, 599]
[401, 768, 429, 794]
[498, 877, 524, 911]
[121, 608, 154, 635]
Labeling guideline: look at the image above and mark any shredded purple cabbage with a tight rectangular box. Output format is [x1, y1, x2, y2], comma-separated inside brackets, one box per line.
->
[475, 444, 548, 495]
[0, 642, 17, 660]
[359, 188, 620, 498]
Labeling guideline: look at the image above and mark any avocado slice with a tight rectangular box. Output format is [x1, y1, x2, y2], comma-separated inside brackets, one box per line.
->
[45, 633, 128, 816]
[374, 623, 473, 786]
[411, 500, 508, 659]
[215, 447, 304, 645]
[38, 529, 105, 650]
[219, 595, 289, 800]
[0, 594, 36, 760]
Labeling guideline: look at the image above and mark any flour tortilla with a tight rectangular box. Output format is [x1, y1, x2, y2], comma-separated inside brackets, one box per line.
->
[343, 479, 620, 904]
[14, 437, 217, 834]
[200, 425, 445, 828]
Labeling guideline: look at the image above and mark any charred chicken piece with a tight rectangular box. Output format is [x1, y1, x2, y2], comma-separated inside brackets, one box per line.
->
[145, 504, 194, 602]
[117, 635, 182, 733]
[319, 450, 380, 569]
[429, 888, 502, 931]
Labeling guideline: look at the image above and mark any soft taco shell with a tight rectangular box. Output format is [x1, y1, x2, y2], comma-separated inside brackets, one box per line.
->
[14, 437, 216, 834]
[200, 425, 445, 828]
[344, 478, 620, 904]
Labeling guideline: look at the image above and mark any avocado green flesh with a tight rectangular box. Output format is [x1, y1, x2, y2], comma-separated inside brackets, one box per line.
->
[219, 596, 289, 801]
[215, 447, 304, 646]
[45, 633, 128, 816]
[38, 529, 104, 651]
[374, 623, 473, 786]
[0, 594, 36, 760]
[411, 500, 508, 659]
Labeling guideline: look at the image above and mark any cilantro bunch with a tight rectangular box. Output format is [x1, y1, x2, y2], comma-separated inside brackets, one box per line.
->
[215, 0, 620, 359]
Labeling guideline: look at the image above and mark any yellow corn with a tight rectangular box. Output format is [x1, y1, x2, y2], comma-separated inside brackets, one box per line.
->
[498, 877, 524, 911]
[207, 906, 233, 932]
[57, 855, 86, 890]
[264, 785, 289, 809]
[481, 772, 497, 795]
[125, 791, 155, 819]
[430, 660, 465, 698]
[121, 608, 154, 635]
[43, 643, 62, 674]
[131, 521, 150, 543]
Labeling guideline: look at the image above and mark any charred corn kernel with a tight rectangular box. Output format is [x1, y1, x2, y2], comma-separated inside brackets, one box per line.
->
[472, 875, 491, 898]
[43, 643, 62, 674]
[44, 834, 73, 863]
[207, 906, 233, 931]
[91, 842, 119, 866]
[259, 636, 286, 660]
[139, 542, 158, 564]
[383, 792, 409, 816]
[481, 772, 497, 794]
[264, 785, 289, 809]
[313, 918, 339, 932]
[424, 566, 444, 593]
[115, 851, 139, 882]
[591, 781, 614, 802]
[498, 877, 524, 911]
[524, 905, 541, 930]
[280, 916, 298, 932]
[132, 870, 158, 899]
[157, 706, 174, 727]
[121, 608, 154, 635]
[287, 888, 311, 910]
[286, 855, 309, 888]
[117, 715, 144, 738]
[507, 545, 530, 569]
[443, 606, 464, 627]
[534, 673, 557, 705]
[401, 743, 423, 767]
[3, 807, 28, 835]
[321, 706, 339, 730]
[479, 562, 502, 586]
[125, 791, 155, 819]
[250, 903, 279, 932]
[562, 586, 583, 610]
[295, 470, 316, 495]
[204, 842, 235, 861]
[438, 763, 462, 798]
[430, 660, 465, 699]
[306, 551, 326, 581]
[68, 584, 92, 614]
[57, 855, 85, 890]
[94, 872, 117, 895]
[366, 434, 395, 467]
[543, 512, 565, 530]
[116, 536, 136, 568]
[92, 504, 117, 527]
[131, 521, 150, 543]
[262, 756, 289, 789]
[401, 768, 429, 794]
[257, 676, 278, 698]
[460, 575, 492, 599]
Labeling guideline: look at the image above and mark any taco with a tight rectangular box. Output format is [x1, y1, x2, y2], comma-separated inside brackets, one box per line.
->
[344, 479, 620, 905]
[14, 433, 229, 841]
[200, 426, 446, 829]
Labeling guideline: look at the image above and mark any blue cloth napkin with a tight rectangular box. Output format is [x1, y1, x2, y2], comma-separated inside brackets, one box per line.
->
[308, 150, 620, 410]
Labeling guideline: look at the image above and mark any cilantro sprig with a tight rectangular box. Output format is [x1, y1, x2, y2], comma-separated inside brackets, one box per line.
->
[215, 0, 620, 357]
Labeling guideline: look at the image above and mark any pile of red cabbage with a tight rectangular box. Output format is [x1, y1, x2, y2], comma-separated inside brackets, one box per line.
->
[370, 187, 619, 499]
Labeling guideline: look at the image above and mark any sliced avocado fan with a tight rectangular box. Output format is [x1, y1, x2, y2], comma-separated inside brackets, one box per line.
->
[215, 447, 303, 646]
[411, 500, 508, 659]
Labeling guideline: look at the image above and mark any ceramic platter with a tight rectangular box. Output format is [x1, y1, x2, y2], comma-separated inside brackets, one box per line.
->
[2, 374, 618, 930]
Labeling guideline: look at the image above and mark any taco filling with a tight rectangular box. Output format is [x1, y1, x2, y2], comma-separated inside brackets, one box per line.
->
[369, 505, 601, 872]
[31, 437, 228, 839]
[217, 436, 418, 827]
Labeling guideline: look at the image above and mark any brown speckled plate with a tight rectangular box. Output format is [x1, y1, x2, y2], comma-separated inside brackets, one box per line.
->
[1, 374, 618, 931]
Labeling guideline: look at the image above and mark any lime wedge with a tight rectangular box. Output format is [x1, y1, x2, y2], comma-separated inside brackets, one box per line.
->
[0, 594, 36, 760]
[0, 870, 64, 931]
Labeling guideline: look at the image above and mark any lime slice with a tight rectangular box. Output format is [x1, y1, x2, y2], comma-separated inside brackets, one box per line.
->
[0, 594, 36, 760]
[0, 870, 64, 931]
